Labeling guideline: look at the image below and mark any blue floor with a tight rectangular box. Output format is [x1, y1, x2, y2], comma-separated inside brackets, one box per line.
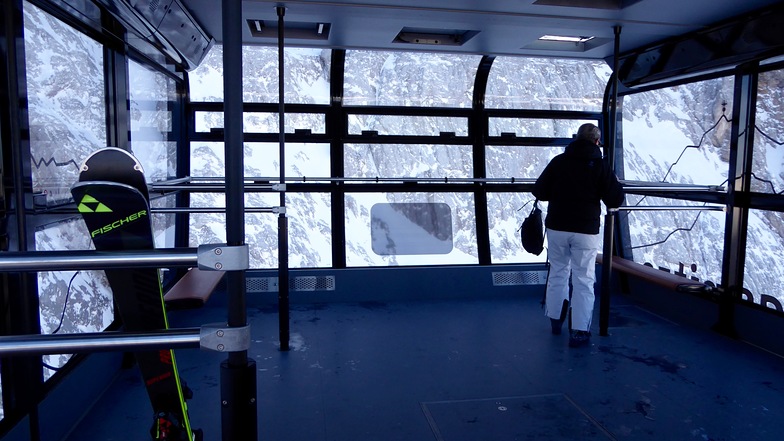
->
[64, 293, 784, 441]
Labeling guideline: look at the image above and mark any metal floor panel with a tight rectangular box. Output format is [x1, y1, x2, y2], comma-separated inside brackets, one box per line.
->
[63, 295, 784, 441]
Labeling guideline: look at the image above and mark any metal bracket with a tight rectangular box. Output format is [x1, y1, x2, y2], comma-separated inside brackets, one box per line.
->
[197, 244, 249, 271]
[272, 183, 286, 191]
[272, 206, 286, 215]
[200, 323, 250, 352]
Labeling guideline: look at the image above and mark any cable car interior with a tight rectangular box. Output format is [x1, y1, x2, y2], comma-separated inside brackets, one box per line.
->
[2, 0, 784, 440]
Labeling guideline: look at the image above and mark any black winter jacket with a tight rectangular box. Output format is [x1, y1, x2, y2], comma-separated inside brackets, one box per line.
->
[532, 139, 625, 235]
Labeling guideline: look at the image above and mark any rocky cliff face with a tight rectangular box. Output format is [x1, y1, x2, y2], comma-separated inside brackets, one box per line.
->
[22, 4, 784, 361]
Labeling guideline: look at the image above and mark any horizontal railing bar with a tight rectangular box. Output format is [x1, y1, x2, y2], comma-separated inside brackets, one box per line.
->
[614, 205, 725, 211]
[153, 207, 279, 214]
[177, 176, 724, 191]
[0, 328, 200, 356]
[0, 249, 198, 272]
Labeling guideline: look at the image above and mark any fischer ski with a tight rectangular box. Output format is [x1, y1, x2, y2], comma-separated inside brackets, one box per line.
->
[72, 148, 200, 440]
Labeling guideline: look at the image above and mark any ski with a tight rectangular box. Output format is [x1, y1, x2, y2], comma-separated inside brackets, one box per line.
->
[71, 148, 199, 440]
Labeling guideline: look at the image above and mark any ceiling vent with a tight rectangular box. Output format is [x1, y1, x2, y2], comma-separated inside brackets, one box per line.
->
[523, 35, 612, 52]
[394, 28, 479, 46]
[247, 20, 331, 41]
[533, 0, 641, 9]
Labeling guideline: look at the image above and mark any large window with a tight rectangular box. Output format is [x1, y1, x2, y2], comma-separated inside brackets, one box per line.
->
[621, 76, 734, 285]
[24, 1, 106, 206]
[744, 66, 784, 308]
[189, 142, 332, 268]
[486, 57, 610, 111]
[343, 51, 482, 107]
[23, 1, 114, 377]
[189, 45, 331, 104]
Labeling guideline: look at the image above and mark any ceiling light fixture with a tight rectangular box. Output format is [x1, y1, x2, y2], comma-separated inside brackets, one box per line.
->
[539, 35, 595, 43]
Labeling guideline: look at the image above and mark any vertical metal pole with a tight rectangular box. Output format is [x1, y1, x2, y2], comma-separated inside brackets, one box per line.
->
[599, 25, 622, 337]
[716, 69, 756, 337]
[2, 1, 42, 437]
[220, 1, 256, 440]
[277, 6, 290, 352]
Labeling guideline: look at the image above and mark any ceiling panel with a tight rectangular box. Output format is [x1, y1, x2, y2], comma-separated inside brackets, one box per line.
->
[181, 0, 783, 60]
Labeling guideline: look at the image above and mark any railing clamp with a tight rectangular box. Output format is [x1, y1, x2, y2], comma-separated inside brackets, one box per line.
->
[200, 323, 250, 352]
[197, 244, 249, 271]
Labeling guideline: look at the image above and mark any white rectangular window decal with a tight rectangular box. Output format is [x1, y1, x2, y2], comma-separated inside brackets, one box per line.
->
[371, 203, 453, 255]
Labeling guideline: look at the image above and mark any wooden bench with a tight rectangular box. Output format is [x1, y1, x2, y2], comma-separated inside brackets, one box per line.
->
[164, 267, 225, 310]
[597, 254, 712, 294]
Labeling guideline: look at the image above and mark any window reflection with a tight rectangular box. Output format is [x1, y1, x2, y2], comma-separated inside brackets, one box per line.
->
[128, 59, 177, 182]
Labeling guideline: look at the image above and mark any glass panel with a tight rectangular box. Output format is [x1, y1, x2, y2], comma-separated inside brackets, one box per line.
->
[245, 113, 326, 134]
[193, 112, 326, 134]
[343, 50, 482, 107]
[371, 203, 453, 255]
[486, 145, 564, 179]
[190, 142, 331, 178]
[24, 2, 106, 206]
[36, 218, 114, 378]
[344, 144, 472, 178]
[188, 45, 331, 104]
[348, 115, 468, 136]
[621, 195, 724, 286]
[189, 192, 331, 269]
[188, 44, 223, 102]
[150, 194, 177, 249]
[620, 76, 734, 289]
[488, 118, 597, 138]
[486, 57, 610, 111]
[345, 192, 477, 266]
[622, 77, 734, 186]
[752, 68, 784, 194]
[744, 209, 784, 310]
[128, 59, 177, 183]
[488, 193, 547, 264]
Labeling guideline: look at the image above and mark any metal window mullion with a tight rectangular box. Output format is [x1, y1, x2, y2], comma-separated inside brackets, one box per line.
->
[717, 68, 758, 336]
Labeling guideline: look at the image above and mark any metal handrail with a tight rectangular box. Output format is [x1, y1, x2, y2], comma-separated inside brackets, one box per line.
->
[0, 249, 197, 272]
[153, 175, 725, 191]
[0, 328, 200, 356]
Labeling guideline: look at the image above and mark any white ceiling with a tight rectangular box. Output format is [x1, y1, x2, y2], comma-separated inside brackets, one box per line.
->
[181, 0, 783, 59]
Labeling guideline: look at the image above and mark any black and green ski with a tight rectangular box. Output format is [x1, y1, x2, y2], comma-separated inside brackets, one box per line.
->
[71, 147, 199, 440]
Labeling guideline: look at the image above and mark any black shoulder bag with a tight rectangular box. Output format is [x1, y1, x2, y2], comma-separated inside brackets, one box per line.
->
[520, 200, 544, 255]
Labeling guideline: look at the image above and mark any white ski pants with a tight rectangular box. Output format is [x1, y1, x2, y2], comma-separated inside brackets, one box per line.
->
[544, 228, 601, 332]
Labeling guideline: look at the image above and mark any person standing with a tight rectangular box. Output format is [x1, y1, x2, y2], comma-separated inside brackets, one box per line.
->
[532, 123, 625, 347]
